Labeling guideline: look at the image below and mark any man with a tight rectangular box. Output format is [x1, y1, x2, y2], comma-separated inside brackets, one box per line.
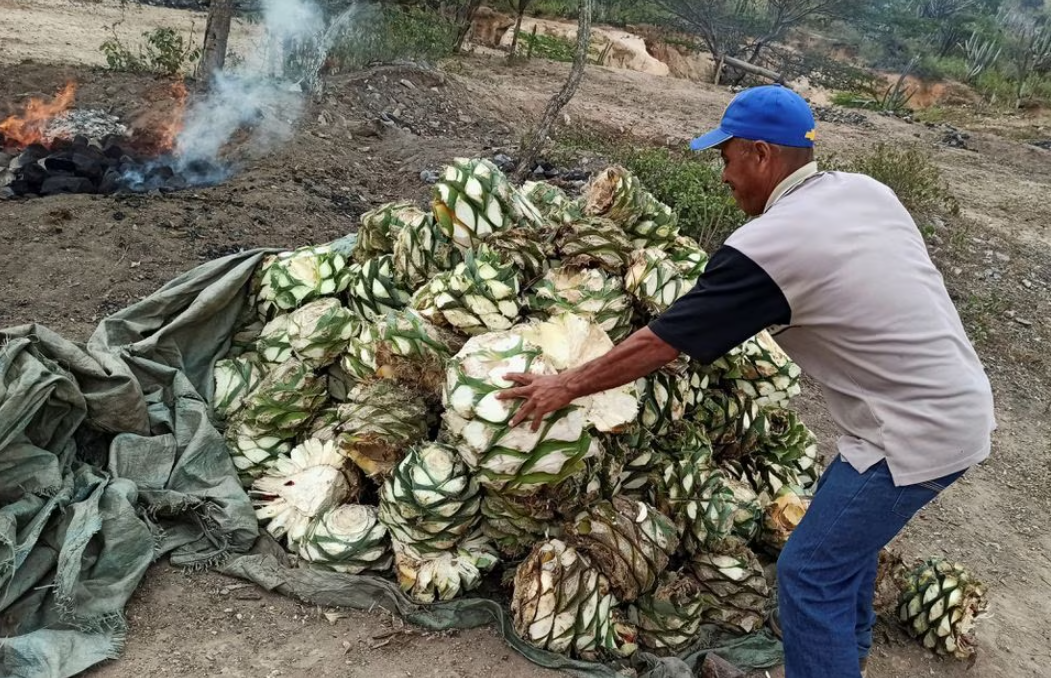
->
[497, 85, 996, 678]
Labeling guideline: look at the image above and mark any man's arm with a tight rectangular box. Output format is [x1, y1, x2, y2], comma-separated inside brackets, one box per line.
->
[498, 328, 679, 430]
[499, 244, 792, 431]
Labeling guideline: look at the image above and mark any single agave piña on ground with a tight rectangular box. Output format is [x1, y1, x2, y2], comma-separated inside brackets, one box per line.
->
[251, 438, 360, 547]
[441, 329, 593, 495]
[690, 544, 770, 634]
[555, 217, 634, 274]
[258, 243, 350, 315]
[624, 247, 691, 316]
[710, 330, 802, 407]
[527, 267, 635, 342]
[478, 227, 553, 283]
[393, 530, 499, 603]
[378, 441, 482, 557]
[432, 157, 544, 249]
[412, 249, 523, 335]
[345, 254, 412, 321]
[759, 485, 810, 554]
[213, 352, 265, 420]
[298, 504, 393, 575]
[224, 418, 293, 483]
[286, 297, 358, 368]
[392, 208, 461, 290]
[511, 538, 621, 660]
[566, 496, 680, 602]
[335, 380, 431, 478]
[897, 558, 987, 659]
[354, 200, 429, 262]
[630, 569, 708, 654]
[255, 313, 294, 365]
[239, 358, 327, 438]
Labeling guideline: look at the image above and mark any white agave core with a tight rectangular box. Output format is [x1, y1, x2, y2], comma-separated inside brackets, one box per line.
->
[286, 252, 323, 288]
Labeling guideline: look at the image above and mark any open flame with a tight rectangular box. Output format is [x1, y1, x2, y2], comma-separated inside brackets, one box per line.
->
[157, 81, 187, 154]
[0, 82, 77, 148]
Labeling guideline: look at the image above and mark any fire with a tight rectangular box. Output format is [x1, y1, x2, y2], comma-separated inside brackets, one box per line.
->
[0, 82, 77, 148]
[157, 80, 187, 154]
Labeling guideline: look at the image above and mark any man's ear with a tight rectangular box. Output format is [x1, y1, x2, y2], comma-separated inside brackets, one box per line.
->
[753, 140, 773, 165]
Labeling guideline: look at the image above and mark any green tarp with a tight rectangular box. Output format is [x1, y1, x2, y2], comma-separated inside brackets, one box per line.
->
[0, 249, 782, 678]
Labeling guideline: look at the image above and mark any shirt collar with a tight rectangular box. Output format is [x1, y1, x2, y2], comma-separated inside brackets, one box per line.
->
[764, 161, 819, 213]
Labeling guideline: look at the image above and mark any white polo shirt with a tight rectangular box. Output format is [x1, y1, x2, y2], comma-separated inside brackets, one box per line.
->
[651, 169, 995, 486]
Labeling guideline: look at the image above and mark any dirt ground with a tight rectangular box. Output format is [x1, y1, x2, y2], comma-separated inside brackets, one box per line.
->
[3, 3, 1051, 678]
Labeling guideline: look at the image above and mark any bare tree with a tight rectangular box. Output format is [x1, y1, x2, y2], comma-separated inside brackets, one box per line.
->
[652, 0, 855, 83]
[453, 0, 485, 52]
[514, 0, 593, 181]
[506, 0, 535, 61]
[200, 0, 234, 80]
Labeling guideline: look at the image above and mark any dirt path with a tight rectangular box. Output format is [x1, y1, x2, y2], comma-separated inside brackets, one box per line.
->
[3, 6, 1051, 678]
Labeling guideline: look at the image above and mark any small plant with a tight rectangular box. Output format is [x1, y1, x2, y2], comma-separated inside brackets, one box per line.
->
[827, 143, 959, 220]
[964, 31, 1002, 83]
[321, 5, 460, 73]
[553, 130, 746, 250]
[100, 24, 201, 76]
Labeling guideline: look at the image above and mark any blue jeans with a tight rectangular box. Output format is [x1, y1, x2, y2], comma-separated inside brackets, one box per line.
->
[776, 455, 967, 678]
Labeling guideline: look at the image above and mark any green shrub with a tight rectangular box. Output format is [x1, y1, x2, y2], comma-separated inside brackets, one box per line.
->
[322, 5, 460, 72]
[553, 131, 747, 251]
[100, 26, 201, 75]
[825, 143, 959, 220]
[517, 30, 577, 62]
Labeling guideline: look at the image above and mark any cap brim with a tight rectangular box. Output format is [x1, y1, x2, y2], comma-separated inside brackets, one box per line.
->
[688, 129, 733, 151]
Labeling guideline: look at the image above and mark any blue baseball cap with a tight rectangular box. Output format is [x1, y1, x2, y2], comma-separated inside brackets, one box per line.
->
[689, 85, 816, 151]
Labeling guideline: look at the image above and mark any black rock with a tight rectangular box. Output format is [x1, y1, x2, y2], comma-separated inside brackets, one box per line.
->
[147, 165, 176, 183]
[163, 174, 188, 192]
[492, 153, 515, 172]
[7, 179, 30, 196]
[21, 163, 49, 190]
[98, 169, 122, 194]
[72, 134, 90, 148]
[44, 156, 77, 174]
[72, 151, 105, 180]
[103, 141, 126, 160]
[49, 138, 73, 153]
[40, 176, 95, 196]
[562, 169, 590, 181]
[20, 143, 49, 164]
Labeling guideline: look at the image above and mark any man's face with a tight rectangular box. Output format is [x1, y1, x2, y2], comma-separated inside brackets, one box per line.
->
[719, 138, 774, 217]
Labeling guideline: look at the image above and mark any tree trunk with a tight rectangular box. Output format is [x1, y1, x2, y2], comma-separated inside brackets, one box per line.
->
[200, 0, 234, 80]
[514, 0, 593, 182]
[453, 0, 484, 52]
[508, 3, 527, 62]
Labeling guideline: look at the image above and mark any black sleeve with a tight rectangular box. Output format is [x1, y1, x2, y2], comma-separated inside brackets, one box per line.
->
[648, 245, 791, 364]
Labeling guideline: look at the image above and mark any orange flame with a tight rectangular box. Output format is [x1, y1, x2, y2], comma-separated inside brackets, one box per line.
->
[157, 80, 188, 154]
[0, 82, 77, 148]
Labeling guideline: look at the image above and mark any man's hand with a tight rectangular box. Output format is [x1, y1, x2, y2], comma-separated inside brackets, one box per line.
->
[497, 372, 578, 432]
